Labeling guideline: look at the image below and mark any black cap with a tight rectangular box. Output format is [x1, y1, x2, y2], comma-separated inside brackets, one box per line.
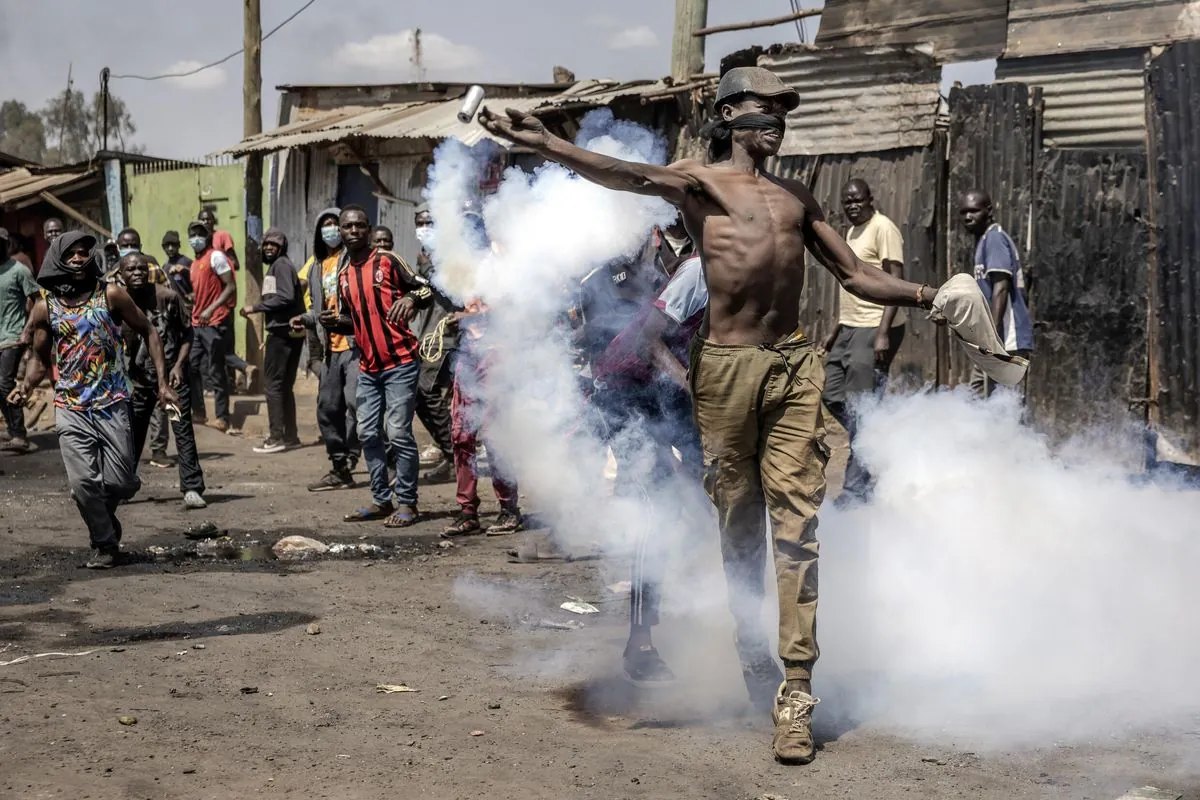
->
[162, 230, 181, 246]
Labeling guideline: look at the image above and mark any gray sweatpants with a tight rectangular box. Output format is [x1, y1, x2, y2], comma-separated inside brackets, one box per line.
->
[56, 403, 141, 549]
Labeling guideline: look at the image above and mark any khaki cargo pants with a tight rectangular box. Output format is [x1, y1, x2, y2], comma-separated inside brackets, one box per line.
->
[690, 335, 829, 682]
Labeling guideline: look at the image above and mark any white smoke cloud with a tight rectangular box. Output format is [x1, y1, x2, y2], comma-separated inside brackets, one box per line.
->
[817, 389, 1200, 744]
[336, 30, 483, 74]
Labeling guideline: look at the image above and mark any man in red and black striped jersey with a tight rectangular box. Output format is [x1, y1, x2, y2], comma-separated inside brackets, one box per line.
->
[322, 206, 433, 527]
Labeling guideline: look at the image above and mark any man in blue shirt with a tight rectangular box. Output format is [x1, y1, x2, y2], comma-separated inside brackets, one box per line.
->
[960, 190, 1034, 396]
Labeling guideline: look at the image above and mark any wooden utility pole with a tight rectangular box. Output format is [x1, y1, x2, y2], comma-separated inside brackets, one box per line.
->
[243, 0, 265, 376]
[671, 0, 709, 84]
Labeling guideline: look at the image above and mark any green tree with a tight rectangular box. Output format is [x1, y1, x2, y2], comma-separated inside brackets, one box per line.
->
[0, 100, 48, 163]
[39, 88, 139, 165]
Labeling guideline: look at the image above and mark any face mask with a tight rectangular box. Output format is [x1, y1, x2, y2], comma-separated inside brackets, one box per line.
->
[118, 247, 139, 257]
[189, 236, 207, 252]
[415, 227, 434, 249]
[321, 226, 342, 247]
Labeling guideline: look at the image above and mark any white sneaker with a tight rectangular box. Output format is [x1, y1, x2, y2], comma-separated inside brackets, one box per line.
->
[182, 491, 208, 509]
[418, 444, 442, 467]
[253, 438, 287, 454]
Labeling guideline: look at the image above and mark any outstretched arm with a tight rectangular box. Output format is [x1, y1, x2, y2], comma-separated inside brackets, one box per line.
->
[7, 299, 50, 406]
[789, 181, 935, 308]
[479, 108, 699, 206]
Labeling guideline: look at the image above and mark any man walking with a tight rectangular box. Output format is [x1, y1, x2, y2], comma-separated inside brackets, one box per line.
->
[243, 228, 305, 453]
[960, 190, 1034, 397]
[293, 207, 360, 490]
[325, 206, 433, 527]
[481, 66, 940, 764]
[7, 232, 177, 568]
[187, 220, 237, 432]
[821, 179, 907, 504]
[0, 227, 41, 453]
[118, 252, 207, 509]
[409, 203, 456, 481]
[197, 207, 252, 391]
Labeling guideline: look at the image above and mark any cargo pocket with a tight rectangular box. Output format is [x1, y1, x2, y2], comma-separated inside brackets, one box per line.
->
[702, 452, 719, 502]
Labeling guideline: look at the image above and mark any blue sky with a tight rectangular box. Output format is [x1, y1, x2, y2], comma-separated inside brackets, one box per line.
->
[0, 0, 994, 159]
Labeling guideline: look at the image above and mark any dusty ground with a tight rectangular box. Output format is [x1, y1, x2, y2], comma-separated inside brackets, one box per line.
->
[1, 375, 1197, 799]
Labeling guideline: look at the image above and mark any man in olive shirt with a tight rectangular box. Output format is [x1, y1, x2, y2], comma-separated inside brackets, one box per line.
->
[822, 179, 906, 504]
[0, 227, 41, 453]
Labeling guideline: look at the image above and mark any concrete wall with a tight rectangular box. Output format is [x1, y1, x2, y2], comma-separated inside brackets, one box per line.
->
[125, 162, 271, 358]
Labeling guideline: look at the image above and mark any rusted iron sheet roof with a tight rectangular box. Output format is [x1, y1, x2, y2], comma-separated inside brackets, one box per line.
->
[0, 167, 99, 209]
[814, 0, 1008, 62]
[996, 49, 1148, 148]
[1006, 0, 1200, 58]
[758, 44, 942, 157]
[216, 79, 713, 156]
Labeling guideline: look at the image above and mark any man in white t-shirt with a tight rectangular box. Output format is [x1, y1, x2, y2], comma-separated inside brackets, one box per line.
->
[821, 179, 906, 504]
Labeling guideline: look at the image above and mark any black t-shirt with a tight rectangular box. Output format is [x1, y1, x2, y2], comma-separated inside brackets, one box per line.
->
[123, 286, 191, 389]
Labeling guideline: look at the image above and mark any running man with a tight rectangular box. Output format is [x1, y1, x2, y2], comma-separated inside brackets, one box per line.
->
[8, 232, 178, 568]
[481, 66, 940, 764]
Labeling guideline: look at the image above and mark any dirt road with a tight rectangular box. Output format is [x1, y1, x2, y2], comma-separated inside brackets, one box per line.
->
[1, 384, 1196, 799]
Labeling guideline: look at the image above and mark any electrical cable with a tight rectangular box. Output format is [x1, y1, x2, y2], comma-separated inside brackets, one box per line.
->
[109, 0, 318, 82]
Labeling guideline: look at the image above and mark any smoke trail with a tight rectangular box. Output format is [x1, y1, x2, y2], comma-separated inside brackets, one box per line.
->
[818, 389, 1200, 744]
[425, 109, 679, 554]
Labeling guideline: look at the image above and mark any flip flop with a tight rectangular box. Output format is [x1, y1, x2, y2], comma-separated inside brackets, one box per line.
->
[383, 506, 419, 528]
[344, 505, 393, 522]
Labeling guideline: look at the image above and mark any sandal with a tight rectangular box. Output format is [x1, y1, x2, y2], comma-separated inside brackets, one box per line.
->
[383, 505, 420, 528]
[441, 513, 481, 538]
[344, 503, 394, 522]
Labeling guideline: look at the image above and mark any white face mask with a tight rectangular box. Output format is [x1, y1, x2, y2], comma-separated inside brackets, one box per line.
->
[415, 227, 434, 250]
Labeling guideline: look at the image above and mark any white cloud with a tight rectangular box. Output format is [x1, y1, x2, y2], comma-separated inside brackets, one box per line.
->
[607, 25, 658, 50]
[163, 60, 227, 90]
[337, 30, 482, 74]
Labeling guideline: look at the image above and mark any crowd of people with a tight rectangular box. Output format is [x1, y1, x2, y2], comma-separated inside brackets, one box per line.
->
[0, 66, 1034, 767]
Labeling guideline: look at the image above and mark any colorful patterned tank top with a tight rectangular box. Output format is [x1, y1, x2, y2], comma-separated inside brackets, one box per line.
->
[47, 287, 130, 410]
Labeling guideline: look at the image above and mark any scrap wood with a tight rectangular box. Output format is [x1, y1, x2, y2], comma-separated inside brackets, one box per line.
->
[1, 649, 99, 667]
[376, 684, 418, 693]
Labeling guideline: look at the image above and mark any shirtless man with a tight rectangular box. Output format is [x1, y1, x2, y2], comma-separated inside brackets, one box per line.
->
[480, 67, 939, 764]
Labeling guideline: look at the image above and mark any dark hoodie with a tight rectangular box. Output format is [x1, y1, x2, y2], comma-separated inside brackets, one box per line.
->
[253, 227, 304, 335]
[36, 230, 103, 294]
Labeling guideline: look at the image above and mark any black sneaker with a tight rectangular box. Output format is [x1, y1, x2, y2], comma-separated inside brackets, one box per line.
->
[308, 469, 354, 492]
[623, 645, 676, 688]
[420, 457, 455, 484]
[85, 547, 118, 569]
[742, 658, 785, 713]
[253, 438, 288, 454]
[486, 508, 524, 535]
[149, 450, 173, 468]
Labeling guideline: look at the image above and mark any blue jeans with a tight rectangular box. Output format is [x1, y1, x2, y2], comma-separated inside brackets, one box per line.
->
[356, 361, 421, 507]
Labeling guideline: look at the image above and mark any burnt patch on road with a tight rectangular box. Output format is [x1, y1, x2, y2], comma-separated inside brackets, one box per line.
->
[71, 610, 319, 646]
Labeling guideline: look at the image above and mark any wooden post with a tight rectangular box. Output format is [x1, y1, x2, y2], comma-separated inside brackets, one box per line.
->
[243, 0, 265, 376]
[671, 0, 709, 84]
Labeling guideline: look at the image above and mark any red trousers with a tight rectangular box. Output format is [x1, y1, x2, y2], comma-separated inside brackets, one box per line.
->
[451, 355, 517, 515]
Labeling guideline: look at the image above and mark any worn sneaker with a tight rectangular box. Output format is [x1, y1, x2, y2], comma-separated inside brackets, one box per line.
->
[85, 547, 118, 570]
[486, 508, 524, 535]
[771, 683, 820, 765]
[419, 444, 444, 468]
[206, 418, 230, 433]
[0, 436, 33, 454]
[623, 645, 676, 688]
[149, 450, 173, 468]
[308, 469, 354, 492]
[420, 457, 455, 484]
[253, 438, 287, 454]
[182, 490, 208, 510]
[441, 513, 481, 538]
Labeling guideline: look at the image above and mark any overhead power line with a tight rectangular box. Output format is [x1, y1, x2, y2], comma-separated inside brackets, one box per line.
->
[109, 0, 318, 82]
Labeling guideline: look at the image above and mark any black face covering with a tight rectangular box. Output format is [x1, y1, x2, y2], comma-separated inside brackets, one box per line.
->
[700, 112, 787, 145]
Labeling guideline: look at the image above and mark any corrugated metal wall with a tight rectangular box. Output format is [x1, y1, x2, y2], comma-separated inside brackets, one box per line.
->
[758, 44, 942, 156]
[996, 49, 1148, 148]
[946, 83, 1034, 386]
[1148, 40, 1200, 458]
[376, 155, 430, 268]
[1028, 149, 1149, 441]
[815, 0, 1009, 61]
[272, 148, 312, 267]
[1007, 0, 1199, 58]
[772, 143, 943, 386]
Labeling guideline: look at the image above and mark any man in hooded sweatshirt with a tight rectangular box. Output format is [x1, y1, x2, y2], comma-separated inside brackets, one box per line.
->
[243, 228, 305, 453]
[292, 207, 360, 490]
[7, 232, 177, 569]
